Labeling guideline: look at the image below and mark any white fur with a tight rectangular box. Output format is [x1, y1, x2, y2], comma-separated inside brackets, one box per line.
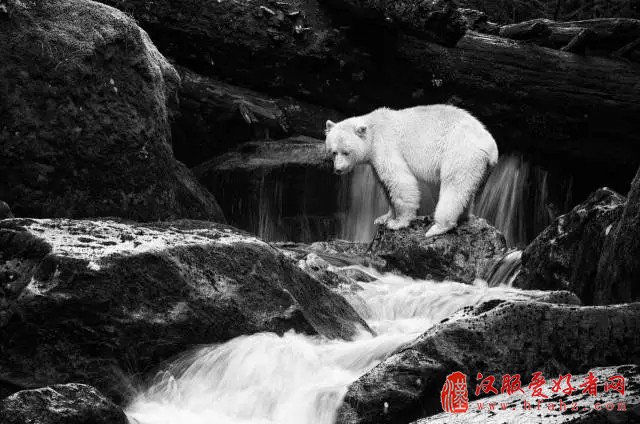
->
[325, 105, 499, 238]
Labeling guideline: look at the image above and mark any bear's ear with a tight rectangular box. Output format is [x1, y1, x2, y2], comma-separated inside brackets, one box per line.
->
[355, 125, 367, 138]
[325, 120, 336, 134]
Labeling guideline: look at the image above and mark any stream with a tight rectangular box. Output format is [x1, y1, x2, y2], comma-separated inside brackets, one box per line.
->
[126, 267, 538, 424]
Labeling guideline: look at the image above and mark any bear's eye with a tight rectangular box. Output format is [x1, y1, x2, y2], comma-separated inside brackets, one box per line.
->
[332, 151, 338, 157]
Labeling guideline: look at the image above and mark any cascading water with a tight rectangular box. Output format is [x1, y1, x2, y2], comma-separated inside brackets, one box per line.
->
[338, 165, 387, 242]
[338, 165, 438, 242]
[126, 267, 549, 424]
[483, 249, 523, 287]
[339, 154, 573, 248]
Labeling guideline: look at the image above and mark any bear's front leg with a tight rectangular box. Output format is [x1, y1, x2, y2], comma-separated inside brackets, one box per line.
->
[374, 208, 394, 225]
[381, 171, 420, 231]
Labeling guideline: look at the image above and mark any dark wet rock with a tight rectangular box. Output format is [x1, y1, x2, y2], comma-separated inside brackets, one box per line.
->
[279, 240, 377, 268]
[194, 137, 340, 242]
[336, 267, 378, 283]
[0, 0, 223, 222]
[296, 252, 377, 292]
[337, 301, 640, 424]
[0, 201, 13, 219]
[370, 216, 507, 284]
[595, 167, 640, 304]
[412, 365, 640, 424]
[0, 218, 369, 401]
[0, 383, 127, 424]
[280, 220, 507, 285]
[514, 188, 626, 304]
[297, 253, 352, 289]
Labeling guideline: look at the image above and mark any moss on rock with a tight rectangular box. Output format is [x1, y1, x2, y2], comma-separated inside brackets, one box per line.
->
[0, 0, 224, 221]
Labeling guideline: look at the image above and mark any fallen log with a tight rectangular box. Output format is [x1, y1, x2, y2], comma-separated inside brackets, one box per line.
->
[99, 0, 640, 196]
[452, 0, 640, 24]
[498, 17, 640, 59]
[318, 0, 466, 46]
[173, 69, 344, 166]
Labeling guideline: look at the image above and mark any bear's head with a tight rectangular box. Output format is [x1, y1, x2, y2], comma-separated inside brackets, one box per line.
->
[325, 119, 369, 175]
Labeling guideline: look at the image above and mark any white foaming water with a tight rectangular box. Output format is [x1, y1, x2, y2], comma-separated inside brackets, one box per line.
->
[126, 268, 539, 424]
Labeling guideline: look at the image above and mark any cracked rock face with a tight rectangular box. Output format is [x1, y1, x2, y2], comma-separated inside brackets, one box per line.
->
[594, 167, 640, 305]
[514, 187, 626, 304]
[337, 300, 640, 424]
[0, 218, 369, 401]
[0, 383, 127, 424]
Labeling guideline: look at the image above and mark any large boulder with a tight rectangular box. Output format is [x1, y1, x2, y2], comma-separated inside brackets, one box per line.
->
[338, 301, 640, 424]
[278, 218, 509, 285]
[0, 383, 127, 424]
[412, 365, 640, 424]
[514, 188, 626, 304]
[369, 216, 507, 284]
[194, 137, 340, 242]
[0, 0, 224, 221]
[0, 218, 369, 401]
[595, 167, 640, 304]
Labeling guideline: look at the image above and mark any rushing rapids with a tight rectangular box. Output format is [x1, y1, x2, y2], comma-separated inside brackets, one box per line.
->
[126, 267, 546, 424]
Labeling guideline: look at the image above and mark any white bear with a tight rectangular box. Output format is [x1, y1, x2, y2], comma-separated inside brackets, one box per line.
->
[325, 105, 498, 238]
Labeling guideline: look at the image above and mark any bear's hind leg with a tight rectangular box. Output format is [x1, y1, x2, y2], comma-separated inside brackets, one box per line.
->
[427, 183, 473, 238]
[426, 153, 489, 238]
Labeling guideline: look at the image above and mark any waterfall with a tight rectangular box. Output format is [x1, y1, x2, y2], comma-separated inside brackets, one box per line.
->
[473, 155, 567, 247]
[338, 165, 437, 242]
[484, 249, 523, 287]
[474, 155, 529, 247]
[339, 154, 572, 247]
[126, 267, 545, 424]
[338, 165, 387, 242]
